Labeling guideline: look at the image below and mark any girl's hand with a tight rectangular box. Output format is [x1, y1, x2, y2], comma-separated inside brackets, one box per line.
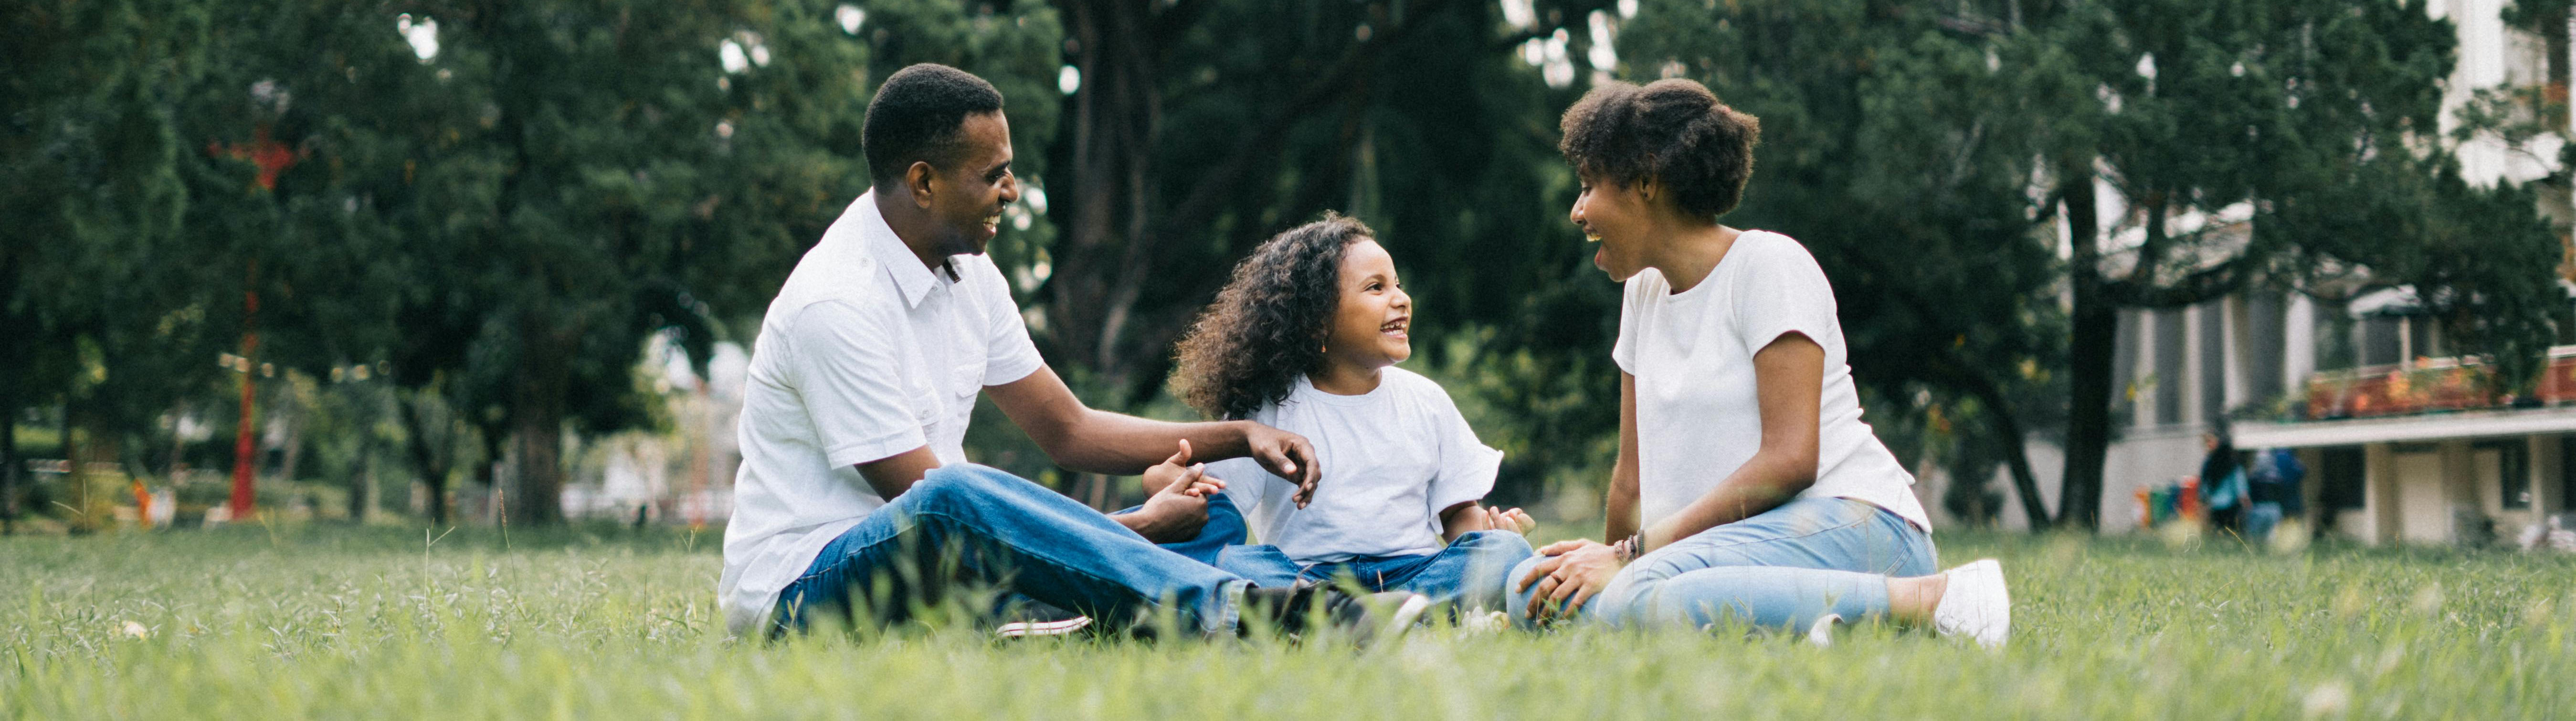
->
[1515, 539, 1623, 621]
[1140, 440, 1224, 497]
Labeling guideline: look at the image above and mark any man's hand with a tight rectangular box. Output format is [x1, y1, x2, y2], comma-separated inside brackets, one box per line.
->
[1239, 422, 1321, 508]
[1119, 442, 1225, 543]
[1441, 503, 1537, 541]
[1515, 539, 1624, 622]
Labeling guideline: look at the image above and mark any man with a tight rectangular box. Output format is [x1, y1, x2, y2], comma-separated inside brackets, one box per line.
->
[718, 64, 1426, 641]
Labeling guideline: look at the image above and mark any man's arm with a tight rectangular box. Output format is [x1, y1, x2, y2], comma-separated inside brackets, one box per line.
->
[986, 365, 1324, 505]
[855, 446, 943, 499]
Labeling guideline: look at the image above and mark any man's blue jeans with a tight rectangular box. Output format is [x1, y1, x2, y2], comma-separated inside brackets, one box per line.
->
[1507, 497, 1936, 630]
[771, 464, 1250, 636]
[1216, 530, 1534, 611]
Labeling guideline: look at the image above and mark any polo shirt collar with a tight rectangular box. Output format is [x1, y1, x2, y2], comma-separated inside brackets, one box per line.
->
[855, 190, 950, 309]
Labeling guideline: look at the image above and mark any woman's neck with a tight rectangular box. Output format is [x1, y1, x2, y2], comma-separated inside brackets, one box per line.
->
[1647, 222, 1741, 294]
[1308, 360, 1386, 396]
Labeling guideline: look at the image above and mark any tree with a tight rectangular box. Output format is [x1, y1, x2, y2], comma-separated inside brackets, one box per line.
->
[2, 0, 232, 532]
[2038, 0, 2564, 529]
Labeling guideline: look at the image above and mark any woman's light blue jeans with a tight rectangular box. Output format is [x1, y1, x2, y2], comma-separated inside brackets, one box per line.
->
[1507, 497, 1936, 630]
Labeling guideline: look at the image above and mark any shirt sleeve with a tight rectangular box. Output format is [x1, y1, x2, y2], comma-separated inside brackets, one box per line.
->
[970, 260, 1046, 386]
[1421, 378, 1504, 516]
[1610, 275, 1647, 375]
[789, 299, 929, 468]
[1729, 234, 1841, 355]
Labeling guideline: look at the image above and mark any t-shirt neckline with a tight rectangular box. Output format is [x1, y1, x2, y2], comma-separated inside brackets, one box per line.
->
[1294, 372, 1397, 406]
[1662, 229, 1765, 299]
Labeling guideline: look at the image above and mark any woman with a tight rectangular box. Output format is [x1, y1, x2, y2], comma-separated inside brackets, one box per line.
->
[1507, 78, 2010, 647]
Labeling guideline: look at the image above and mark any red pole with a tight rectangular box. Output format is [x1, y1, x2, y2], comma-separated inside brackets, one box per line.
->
[228, 278, 259, 520]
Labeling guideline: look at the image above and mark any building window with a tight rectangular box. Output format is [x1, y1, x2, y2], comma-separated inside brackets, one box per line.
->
[2112, 309, 2139, 426]
[2155, 308, 2185, 425]
[2199, 302, 2228, 423]
[2481, 440, 2530, 510]
[2315, 302, 2357, 372]
[2318, 446, 2366, 511]
[2360, 316, 2403, 366]
[2248, 293, 2286, 405]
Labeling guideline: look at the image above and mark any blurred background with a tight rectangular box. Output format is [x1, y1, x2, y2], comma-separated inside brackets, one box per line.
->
[5, 0, 2573, 546]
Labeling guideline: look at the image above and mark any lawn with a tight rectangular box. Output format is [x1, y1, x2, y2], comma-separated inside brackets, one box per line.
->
[2, 524, 2570, 719]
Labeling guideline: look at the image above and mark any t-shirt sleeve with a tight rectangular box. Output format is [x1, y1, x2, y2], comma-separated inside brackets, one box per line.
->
[1421, 379, 1504, 515]
[789, 299, 929, 468]
[1729, 235, 1840, 354]
[1610, 275, 1647, 375]
[971, 261, 1045, 386]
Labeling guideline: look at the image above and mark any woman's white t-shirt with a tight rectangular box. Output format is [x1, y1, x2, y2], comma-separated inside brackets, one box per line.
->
[1611, 230, 1930, 532]
[1205, 368, 1504, 565]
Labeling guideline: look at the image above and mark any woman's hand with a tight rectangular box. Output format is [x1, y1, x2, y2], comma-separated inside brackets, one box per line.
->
[1515, 539, 1624, 622]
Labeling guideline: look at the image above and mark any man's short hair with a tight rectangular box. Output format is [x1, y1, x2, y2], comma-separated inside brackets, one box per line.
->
[863, 64, 1005, 190]
[1559, 78, 1762, 220]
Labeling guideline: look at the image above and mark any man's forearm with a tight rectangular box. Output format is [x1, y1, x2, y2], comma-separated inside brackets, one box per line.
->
[1046, 412, 1248, 475]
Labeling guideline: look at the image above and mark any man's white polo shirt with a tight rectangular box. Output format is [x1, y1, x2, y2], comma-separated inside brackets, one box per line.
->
[717, 191, 1044, 636]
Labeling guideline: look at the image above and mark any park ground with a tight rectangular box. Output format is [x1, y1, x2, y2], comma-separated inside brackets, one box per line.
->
[3, 525, 2572, 719]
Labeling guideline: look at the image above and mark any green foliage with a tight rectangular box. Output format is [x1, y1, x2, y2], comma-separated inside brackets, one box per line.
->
[7, 528, 2576, 717]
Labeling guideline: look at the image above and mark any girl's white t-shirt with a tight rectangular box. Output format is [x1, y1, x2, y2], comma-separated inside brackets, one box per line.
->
[1205, 368, 1504, 565]
[1611, 230, 1930, 532]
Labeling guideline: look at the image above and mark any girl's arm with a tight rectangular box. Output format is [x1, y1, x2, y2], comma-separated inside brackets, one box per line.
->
[1636, 333, 1822, 552]
[1439, 501, 1533, 541]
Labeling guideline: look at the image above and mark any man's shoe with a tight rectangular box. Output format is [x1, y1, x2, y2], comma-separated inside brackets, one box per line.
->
[995, 615, 1093, 638]
[1931, 559, 2010, 649]
[1243, 583, 1431, 647]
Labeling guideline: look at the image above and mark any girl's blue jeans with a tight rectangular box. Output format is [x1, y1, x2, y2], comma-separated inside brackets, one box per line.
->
[1214, 530, 1534, 612]
[1507, 497, 1937, 630]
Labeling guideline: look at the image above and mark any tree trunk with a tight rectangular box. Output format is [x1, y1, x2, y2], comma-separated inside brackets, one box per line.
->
[0, 391, 17, 535]
[400, 391, 454, 527]
[1050, 0, 1163, 392]
[1961, 374, 2052, 530]
[2059, 168, 2113, 530]
[509, 314, 572, 526]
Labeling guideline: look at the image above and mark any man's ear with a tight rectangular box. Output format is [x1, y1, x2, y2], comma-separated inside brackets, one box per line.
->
[906, 161, 938, 208]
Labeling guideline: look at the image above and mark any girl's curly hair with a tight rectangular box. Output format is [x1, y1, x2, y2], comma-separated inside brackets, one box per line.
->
[1171, 214, 1375, 420]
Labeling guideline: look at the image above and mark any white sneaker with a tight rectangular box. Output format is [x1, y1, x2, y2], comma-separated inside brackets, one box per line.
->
[1931, 559, 2009, 649]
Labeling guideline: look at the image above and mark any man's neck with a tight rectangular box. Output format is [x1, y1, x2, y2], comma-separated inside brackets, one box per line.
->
[872, 187, 951, 272]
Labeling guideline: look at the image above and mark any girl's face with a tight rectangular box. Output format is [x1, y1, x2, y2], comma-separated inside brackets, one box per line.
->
[1570, 172, 1654, 281]
[1324, 238, 1413, 370]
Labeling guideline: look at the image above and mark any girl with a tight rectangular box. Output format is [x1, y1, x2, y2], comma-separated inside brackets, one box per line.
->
[1164, 213, 1535, 613]
[1508, 78, 2011, 647]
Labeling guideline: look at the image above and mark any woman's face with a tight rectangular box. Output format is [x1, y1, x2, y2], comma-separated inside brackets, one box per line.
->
[1571, 173, 1653, 281]
[1324, 238, 1413, 369]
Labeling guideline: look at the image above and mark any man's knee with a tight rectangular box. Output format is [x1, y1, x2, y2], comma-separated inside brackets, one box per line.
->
[908, 464, 1025, 510]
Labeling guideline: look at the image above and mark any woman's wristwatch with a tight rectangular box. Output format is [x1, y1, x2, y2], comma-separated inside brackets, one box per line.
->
[1611, 533, 1642, 562]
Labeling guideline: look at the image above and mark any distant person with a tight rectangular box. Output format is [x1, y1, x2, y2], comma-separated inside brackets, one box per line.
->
[2245, 447, 2305, 543]
[1166, 213, 1536, 614]
[719, 64, 1426, 643]
[2198, 430, 2247, 533]
[1507, 78, 2010, 647]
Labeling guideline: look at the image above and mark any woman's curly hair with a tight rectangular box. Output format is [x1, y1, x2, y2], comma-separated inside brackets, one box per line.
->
[1559, 78, 1761, 220]
[1171, 214, 1375, 420]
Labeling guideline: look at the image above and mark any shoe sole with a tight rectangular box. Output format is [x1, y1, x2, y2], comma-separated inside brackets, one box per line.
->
[996, 615, 1093, 638]
[1379, 594, 1434, 643]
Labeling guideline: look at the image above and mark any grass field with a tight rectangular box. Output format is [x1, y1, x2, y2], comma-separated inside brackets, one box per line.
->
[3, 524, 2572, 719]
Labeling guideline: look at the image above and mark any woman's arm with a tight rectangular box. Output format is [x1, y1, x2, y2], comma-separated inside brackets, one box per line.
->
[1604, 371, 1642, 541]
[1636, 333, 1823, 552]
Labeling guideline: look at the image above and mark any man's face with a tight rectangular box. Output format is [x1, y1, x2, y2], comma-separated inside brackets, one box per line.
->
[922, 112, 1020, 256]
